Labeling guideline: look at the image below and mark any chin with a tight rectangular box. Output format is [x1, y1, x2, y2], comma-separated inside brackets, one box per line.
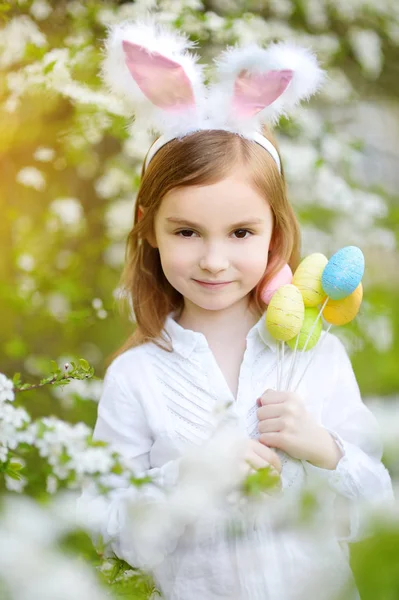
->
[188, 295, 244, 312]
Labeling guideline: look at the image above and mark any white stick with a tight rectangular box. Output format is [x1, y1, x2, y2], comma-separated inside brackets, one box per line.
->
[287, 296, 329, 390]
[286, 334, 300, 391]
[293, 324, 332, 392]
[277, 341, 282, 389]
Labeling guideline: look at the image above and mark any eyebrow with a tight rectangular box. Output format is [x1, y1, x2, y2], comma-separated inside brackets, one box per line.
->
[166, 217, 265, 229]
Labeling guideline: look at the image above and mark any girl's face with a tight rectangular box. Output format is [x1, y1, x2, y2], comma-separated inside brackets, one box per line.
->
[149, 169, 274, 314]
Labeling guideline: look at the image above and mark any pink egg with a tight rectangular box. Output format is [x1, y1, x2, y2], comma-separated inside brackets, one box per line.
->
[260, 263, 293, 304]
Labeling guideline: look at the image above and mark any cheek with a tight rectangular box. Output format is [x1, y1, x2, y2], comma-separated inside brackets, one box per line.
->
[158, 240, 191, 277]
[238, 239, 270, 277]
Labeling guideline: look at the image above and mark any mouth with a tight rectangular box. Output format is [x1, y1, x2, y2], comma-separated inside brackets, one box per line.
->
[193, 279, 232, 289]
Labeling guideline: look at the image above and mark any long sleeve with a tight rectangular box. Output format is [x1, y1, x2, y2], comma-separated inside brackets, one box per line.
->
[77, 357, 182, 570]
[303, 334, 394, 541]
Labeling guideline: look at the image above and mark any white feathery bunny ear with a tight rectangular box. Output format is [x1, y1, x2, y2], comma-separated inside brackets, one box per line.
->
[211, 41, 326, 134]
[101, 17, 207, 137]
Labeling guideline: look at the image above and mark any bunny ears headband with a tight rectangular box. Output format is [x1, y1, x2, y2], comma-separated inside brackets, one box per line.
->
[102, 18, 326, 173]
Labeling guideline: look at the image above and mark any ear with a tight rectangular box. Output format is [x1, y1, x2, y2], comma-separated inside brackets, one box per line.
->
[137, 205, 158, 248]
[231, 69, 293, 119]
[122, 41, 196, 111]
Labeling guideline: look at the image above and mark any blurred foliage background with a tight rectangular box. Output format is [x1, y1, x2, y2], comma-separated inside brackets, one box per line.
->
[0, 0, 398, 450]
[0, 1, 398, 596]
[1, 1, 398, 406]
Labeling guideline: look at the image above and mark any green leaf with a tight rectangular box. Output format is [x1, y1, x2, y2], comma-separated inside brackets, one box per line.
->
[79, 358, 90, 371]
[9, 461, 24, 471]
[43, 60, 57, 75]
[50, 360, 59, 372]
[12, 373, 21, 385]
[242, 466, 281, 497]
[5, 468, 23, 480]
[59, 449, 71, 465]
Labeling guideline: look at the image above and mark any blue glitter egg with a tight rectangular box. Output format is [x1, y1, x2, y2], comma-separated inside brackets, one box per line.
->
[321, 246, 364, 300]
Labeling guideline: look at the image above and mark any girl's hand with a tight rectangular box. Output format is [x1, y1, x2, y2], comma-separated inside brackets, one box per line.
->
[257, 390, 343, 469]
[241, 438, 282, 478]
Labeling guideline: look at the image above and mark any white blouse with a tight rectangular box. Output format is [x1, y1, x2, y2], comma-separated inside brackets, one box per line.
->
[79, 311, 393, 600]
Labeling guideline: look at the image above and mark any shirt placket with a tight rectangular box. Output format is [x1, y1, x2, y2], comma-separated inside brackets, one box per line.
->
[199, 338, 255, 422]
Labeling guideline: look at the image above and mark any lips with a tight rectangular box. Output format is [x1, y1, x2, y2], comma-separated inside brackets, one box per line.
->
[193, 279, 232, 288]
[196, 280, 229, 284]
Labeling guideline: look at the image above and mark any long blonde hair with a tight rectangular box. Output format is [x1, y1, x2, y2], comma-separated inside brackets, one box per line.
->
[106, 126, 301, 367]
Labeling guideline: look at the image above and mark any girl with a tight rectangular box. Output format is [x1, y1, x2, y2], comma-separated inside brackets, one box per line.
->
[80, 18, 393, 600]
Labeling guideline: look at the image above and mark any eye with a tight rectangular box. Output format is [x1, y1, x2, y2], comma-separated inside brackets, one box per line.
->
[233, 229, 253, 239]
[175, 228, 253, 239]
[176, 229, 197, 238]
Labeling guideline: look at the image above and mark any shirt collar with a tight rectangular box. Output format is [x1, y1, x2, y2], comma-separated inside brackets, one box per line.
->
[163, 310, 277, 359]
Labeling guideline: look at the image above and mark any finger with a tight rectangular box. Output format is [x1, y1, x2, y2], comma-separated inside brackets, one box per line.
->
[245, 453, 268, 471]
[262, 444, 283, 473]
[259, 432, 284, 451]
[259, 390, 285, 406]
[258, 417, 283, 434]
[257, 404, 283, 421]
[255, 445, 282, 473]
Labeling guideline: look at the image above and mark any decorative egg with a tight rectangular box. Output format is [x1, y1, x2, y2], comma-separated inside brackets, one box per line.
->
[266, 284, 305, 341]
[260, 263, 293, 305]
[292, 253, 328, 307]
[287, 307, 322, 351]
[321, 246, 364, 300]
[322, 283, 363, 326]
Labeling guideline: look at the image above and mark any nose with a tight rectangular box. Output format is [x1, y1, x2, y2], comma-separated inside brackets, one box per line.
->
[199, 241, 230, 273]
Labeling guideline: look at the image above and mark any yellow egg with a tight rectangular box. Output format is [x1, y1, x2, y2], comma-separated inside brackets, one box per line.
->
[292, 253, 328, 307]
[266, 284, 305, 341]
[322, 283, 363, 326]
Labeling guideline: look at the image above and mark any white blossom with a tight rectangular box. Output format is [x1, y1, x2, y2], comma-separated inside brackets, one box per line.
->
[34, 146, 55, 162]
[349, 28, 383, 78]
[204, 11, 226, 32]
[122, 129, 154, 161]
[72, 448, 114, 475]
[5, 474, 27, 493]
[4, 95, 20, 113]
[16, 167, 46, 191]
[268, 0, 294, 18]
[104, 197, 135, 239]
[0, 374, 15, 403]
[46, 292, 71, 322]
[103, 242, 126, 268]
[94, 167, 133, 199]
[17, 253, 36, 272]
[30, 0, 52, 20]
[321, 71, 354, 103]
[92, 298, 103, 310]
[0, 16, 47, 68]
[66, 1, 87, 17]
[64, 32, 90, 47]
[279, 140, 319, 182]
[49, 197, 84, 228]
[46, 475, 58, 494]
[0, 445, 8, 462]
[0, 495, 110, 600]
[302, 0, 329, 29]
[17, 275, 37, 298]
[51, 378, 103, 404]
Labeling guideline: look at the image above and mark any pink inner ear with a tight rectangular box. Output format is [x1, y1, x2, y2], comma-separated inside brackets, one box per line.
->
[122, 41, 196, 111]
[231, 69, 293, 118]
